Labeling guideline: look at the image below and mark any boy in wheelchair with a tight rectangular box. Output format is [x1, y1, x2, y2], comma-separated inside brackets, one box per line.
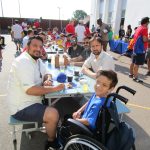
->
[58, 70, 136, 150]
[72, 70, 118, 131]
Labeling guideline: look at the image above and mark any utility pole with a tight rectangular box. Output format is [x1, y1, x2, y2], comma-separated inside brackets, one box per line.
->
[18, 0, 21, 18]
[57, 7, 62, 31]
[0, 0, 4, 17]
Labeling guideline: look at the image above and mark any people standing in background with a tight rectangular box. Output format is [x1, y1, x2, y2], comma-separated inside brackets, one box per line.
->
[22, 29, 34, 48]
[129, 17, 149, 82]
[64, 33, 72, 51]
[91, 24, 96, 33]
[33, 19, 40, 29]
[84, 22, 91, 37]
[75, 20, 86, 44]
[65, 20, 75, 35]
[131, 27, 138, 38]
[108, 26, 113, 51]
[108, 26, 113, 41]
[22, 20, 28, 36]
[12, 20, 23, 51]
[96, 18, 110, 51]
[126, 25, 132, 39]
[119, 25, 125, 40]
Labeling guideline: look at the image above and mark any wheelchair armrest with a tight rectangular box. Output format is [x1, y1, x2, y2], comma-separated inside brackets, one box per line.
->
[67, 118, 93, 137]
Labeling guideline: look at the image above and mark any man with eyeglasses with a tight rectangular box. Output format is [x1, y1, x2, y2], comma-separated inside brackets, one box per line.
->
[7, 36, 65, 150]
[81, 36, 114, 79]
[67, 36, 91, 66]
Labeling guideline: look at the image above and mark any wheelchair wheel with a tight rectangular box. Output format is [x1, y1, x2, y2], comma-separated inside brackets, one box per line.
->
[64, 135, 107, 150]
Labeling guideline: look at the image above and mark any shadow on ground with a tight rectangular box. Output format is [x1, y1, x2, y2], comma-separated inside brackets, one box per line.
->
[115, 64, 150, 88]
[123, 115, 150, 150]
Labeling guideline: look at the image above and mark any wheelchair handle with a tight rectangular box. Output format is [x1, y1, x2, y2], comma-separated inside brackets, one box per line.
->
[116, 85, 136, 95]
[104, 93, 128, 107]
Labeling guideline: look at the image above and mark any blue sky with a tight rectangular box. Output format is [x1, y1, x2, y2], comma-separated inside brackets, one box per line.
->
[0, 0, 91, 20]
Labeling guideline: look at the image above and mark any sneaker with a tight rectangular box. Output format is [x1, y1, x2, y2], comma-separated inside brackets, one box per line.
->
[128, 74, 133, 78]
[145, 71, 150, 76]
[133, 77, 143, 83]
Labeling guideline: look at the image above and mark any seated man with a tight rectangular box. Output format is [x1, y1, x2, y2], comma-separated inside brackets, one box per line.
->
[68, 36, 91, 66]
[7, 36, 65, 150]
[81, 36, 115, 79]
[66, 35, 84, 59]
[72, 70, 118, 130]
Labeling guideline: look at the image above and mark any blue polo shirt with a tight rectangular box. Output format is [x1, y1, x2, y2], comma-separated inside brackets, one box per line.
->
[82, 94, 110, 130]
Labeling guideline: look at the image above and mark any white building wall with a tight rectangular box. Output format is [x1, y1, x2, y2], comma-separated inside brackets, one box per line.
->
[90, 0, 99, 29]
[90, 0, 127, 35]
[112, 0, 128, 35]
[124, 0, 150, 31]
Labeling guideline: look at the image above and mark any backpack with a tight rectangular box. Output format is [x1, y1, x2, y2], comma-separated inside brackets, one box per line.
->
[106, 121, 136, 150]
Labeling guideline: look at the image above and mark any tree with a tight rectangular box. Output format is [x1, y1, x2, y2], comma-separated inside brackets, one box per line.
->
[73, 10, 87, 20]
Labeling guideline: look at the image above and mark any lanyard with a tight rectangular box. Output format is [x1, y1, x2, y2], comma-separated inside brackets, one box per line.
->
[38, 60, 42, 79]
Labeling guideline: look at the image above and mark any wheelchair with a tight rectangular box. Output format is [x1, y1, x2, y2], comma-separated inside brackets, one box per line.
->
[57, 86, 136, 150]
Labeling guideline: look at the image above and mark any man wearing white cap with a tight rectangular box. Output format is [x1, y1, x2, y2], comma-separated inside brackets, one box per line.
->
[75, 20, 86, 44]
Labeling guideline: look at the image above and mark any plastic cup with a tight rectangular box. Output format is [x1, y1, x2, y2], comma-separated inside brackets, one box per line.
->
[67, 75, 73, 83]
[74, 70, 79, 76]
[82, 83, 89, 92]
[60, 65, 65, 72]
[47, 58, 51, 63]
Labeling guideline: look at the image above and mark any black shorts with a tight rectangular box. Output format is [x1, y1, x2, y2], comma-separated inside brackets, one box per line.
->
[132, 53, 145, 65]
[12, 103, 47, 123]
[14, 38, 22, 45]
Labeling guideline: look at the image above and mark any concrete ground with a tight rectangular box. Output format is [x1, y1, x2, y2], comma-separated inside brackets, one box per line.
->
[0, 35, 150, 150]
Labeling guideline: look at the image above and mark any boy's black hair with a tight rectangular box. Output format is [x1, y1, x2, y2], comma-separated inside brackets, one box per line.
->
[96, 70, 118, 88]
[27, 36, 43, 46]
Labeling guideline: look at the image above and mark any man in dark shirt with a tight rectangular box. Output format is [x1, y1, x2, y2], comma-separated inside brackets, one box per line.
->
[67, 36, 84, 58]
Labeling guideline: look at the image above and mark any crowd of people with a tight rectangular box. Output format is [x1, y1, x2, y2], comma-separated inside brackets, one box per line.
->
[2, 16, 149, 149]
